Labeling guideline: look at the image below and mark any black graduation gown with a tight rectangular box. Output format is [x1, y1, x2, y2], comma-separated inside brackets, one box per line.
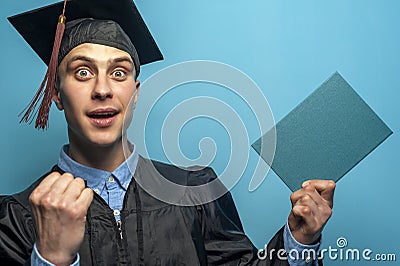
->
[0, 156, 305, 265]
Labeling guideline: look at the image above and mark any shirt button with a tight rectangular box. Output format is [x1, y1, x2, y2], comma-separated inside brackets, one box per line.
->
[94, 188, 100, 194]
[114, 210, 120, 216]
[108, 176, 115, 182]
[305, 257, 311, 263]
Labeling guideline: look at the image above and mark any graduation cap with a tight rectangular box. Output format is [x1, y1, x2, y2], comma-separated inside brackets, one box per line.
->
[8, 0, 163, 129]
[252, 72, 393, 192]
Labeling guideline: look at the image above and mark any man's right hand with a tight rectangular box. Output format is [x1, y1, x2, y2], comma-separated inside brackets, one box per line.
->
[29, 172, 93, 266]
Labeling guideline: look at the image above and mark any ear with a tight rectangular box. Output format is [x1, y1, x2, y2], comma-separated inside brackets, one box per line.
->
[133, 80, 141, 104]
[52, 85, 64, 111]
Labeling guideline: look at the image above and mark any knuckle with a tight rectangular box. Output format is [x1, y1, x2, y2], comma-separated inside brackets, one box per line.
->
[48, 171, 61, 179]
[293, 206, 302, 216]
[73, 177, 86, 188]
[57, 200, 84, 217]
[302, 206, 311, 215]
[304, 185, 314, 192]
[68, 207, 80, 217]
[302, 194, 311, 201]
[29, 189, 40, 202]
[39, 195, 52, 206]
[31, 186, 46, 198]
[86, 188, 94, 198]
[70, 205, 86, 218]
[29, 193, 38, 205]
[290, 193, 296, 202]
[325, 207, 333, 218]
[62, 173, 75, 181]
[40, 192, 57, 207]
[57, 199, 69, 211]
[52, 171, 62, 176]
[327, 180, 336, 190]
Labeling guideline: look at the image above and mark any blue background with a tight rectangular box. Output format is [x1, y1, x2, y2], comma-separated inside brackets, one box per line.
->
[1, 1, 398, 265]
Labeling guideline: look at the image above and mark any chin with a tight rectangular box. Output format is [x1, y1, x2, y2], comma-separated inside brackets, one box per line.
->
[82, 129, 122, 147]
[68, 123, 124, 148]
[90, 135, 122, 147]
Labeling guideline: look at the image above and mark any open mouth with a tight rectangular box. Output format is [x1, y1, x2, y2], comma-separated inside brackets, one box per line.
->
[88, 112, 118, 119]
[87, 108, 120, 127]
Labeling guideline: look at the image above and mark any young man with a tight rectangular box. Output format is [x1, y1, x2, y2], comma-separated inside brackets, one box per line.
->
[0, 0, 335, 265]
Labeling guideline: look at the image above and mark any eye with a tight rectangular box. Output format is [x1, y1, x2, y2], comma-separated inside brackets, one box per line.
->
[75, 69, 93, 80]
[111, 70, 127, 80]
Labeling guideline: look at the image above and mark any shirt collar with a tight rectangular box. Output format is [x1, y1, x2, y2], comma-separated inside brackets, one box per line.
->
[58, 144, 139, 191]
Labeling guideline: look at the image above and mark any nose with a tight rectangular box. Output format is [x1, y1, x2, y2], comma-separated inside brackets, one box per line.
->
[92, 74, 113, 100]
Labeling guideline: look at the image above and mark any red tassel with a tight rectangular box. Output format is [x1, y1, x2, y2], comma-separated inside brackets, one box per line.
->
[19, 1, 67, 130]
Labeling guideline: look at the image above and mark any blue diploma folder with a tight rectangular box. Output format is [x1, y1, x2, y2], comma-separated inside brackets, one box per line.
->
[252, 72, 393, 192]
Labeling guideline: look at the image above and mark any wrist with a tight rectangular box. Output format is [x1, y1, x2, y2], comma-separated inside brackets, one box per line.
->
[36, 244, 77, 266]
[290, 228, 321, 245]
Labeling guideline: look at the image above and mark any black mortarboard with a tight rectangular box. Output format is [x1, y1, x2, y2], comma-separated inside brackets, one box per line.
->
[8, 0, 163, 69]
[8, 0, 163, 129]
[252, 72, 393, 192]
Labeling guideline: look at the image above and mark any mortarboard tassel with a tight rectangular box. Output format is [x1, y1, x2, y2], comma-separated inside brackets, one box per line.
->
[19, 0, 68, 130]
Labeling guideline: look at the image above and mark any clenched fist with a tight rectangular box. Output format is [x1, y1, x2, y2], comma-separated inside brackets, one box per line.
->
[29, 172, 93, 265]
[288, 180, 336, 245]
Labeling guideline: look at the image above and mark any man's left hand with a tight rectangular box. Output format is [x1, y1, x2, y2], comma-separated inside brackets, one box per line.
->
[288, 180, 336, 245]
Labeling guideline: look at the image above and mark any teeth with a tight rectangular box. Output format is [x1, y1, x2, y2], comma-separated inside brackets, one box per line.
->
[89, 112, 115, 118]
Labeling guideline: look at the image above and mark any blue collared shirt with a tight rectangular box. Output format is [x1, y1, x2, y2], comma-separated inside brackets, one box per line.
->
[32, 144, 319, 265]
[58, 144, 139, 220]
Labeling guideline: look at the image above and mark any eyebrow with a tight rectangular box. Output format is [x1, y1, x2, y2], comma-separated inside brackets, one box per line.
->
[66, 55, 94, 70]
[66, 55, 134, 69]
[111, 56, 134, 65]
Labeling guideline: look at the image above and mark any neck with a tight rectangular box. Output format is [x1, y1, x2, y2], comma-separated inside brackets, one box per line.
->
[68, 133, 132, 172]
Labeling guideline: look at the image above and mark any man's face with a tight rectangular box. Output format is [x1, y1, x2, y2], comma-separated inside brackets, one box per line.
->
[55, 43, 139, 147]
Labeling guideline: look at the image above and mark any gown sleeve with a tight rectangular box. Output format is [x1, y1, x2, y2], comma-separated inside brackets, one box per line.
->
[0, 195, 36, 265]
[189, 167, 322, 266]
[0, 174, 46, 266]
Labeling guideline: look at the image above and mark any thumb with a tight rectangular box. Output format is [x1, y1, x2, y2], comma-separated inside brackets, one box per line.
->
[288, 205, 304, 231]
[303, 180, 336, 207]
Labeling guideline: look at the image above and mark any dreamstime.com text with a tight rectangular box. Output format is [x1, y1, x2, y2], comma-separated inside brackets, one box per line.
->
[257, 237, 396, 262]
